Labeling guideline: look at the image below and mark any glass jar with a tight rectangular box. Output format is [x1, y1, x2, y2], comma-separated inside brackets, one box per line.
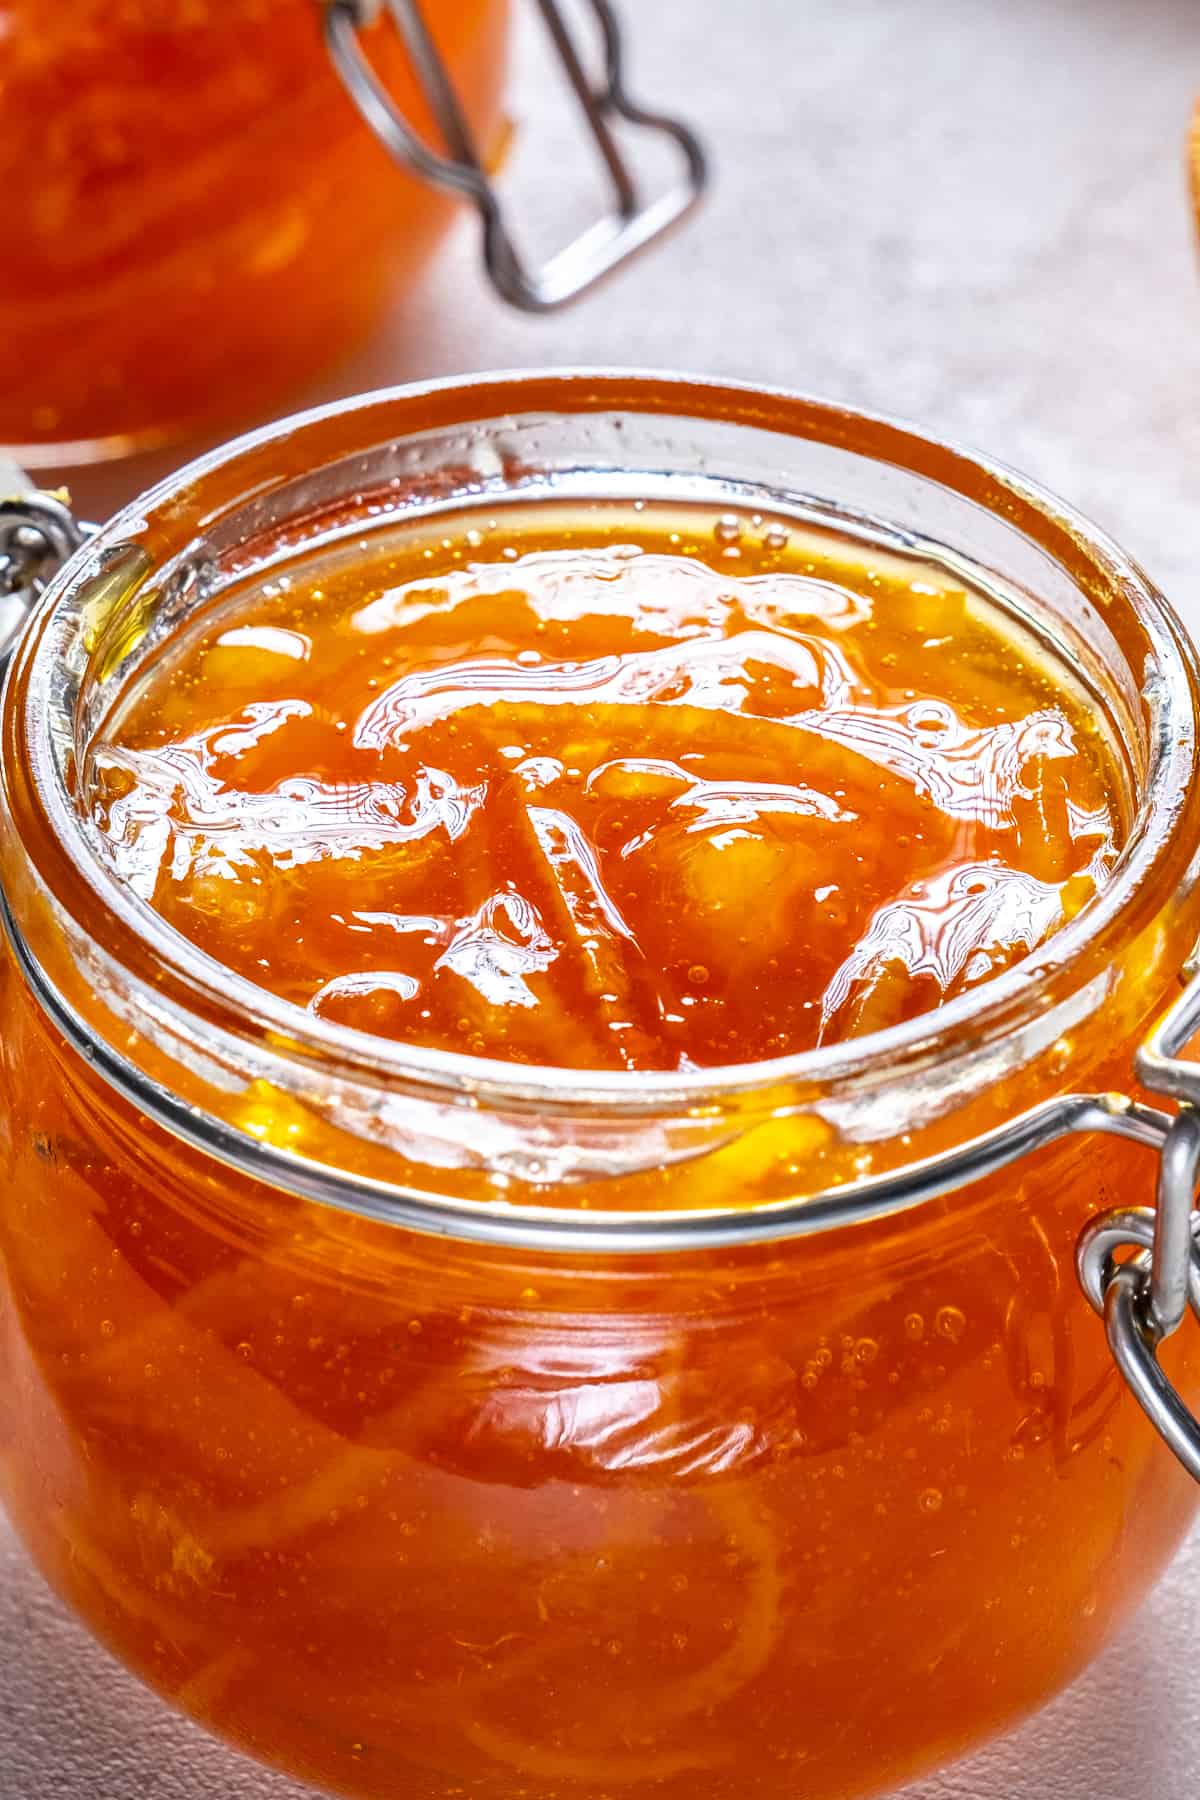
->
[2, 373, 1200, 1800]
[2, 0, 511, 466]
[2, 3, 706, 471]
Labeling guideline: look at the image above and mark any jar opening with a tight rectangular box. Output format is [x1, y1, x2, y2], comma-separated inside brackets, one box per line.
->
[3, 374, 1199, 1239]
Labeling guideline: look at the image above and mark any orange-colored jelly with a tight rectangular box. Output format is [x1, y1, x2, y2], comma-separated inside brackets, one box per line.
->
[91, 501, 1129, 1069]
[4, 499, 1198, 1800]
[0, 0, 508, 461]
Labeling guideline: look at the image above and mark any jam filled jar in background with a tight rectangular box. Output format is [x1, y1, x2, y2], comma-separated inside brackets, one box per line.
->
[1, 0, 510, 464]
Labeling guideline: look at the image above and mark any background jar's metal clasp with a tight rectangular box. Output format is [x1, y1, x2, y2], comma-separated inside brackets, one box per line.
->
[323, 0, 709, 312]
[0, 462, 88, 674]
[1078, 967, 1200, 1482]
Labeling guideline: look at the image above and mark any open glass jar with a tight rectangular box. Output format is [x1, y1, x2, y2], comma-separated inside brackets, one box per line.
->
[2, 3, 704, 467]
[2, 374, 1200, 1800]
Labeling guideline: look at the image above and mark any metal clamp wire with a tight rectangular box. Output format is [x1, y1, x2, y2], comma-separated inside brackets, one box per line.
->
[324, 0, 708, 311]
[1150, 1105, 1200, 1335]
[0, 482, 91, 673]
[1077, 1095, 1200, 1481]
[0, 492, 84, 599]
[1106, 1261, 1200, 1484]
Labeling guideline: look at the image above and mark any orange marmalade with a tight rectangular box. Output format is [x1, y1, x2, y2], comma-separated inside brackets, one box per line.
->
[89, 502, 1128, 1069]
[2, 463, 1199, 1800]
[1, 0, 508, 460]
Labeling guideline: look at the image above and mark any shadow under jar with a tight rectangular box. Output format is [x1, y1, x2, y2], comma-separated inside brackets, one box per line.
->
[2, 374, 1200, 1800]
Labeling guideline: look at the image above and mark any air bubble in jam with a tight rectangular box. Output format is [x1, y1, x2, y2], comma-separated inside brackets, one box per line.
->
[87, 501, 1129, 1072]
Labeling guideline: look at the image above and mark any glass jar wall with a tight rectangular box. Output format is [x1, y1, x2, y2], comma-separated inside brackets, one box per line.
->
[2, 376, 1200, 1800]
[0, 1, 509, 466]
[0, 1062, 1196, 1800]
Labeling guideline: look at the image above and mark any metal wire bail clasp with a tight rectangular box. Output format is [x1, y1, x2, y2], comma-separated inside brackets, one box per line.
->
[323, 0, 708, 311]
[0, 461, 87, 675]
[1078, 972, 1200, 1482]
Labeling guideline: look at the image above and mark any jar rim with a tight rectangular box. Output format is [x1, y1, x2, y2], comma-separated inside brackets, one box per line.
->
[8, 371, 1199, 1127]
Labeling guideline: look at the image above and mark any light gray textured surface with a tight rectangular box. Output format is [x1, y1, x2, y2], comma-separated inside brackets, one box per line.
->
[23, 0, 1200, 1795]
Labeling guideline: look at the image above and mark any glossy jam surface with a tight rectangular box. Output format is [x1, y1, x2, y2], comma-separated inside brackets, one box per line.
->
[1, 0, 507, 460]
[91, 503, 1129, 1069]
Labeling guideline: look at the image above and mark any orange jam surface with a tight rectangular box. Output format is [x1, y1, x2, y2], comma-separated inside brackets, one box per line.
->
[92, 502, 1128, 1069]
